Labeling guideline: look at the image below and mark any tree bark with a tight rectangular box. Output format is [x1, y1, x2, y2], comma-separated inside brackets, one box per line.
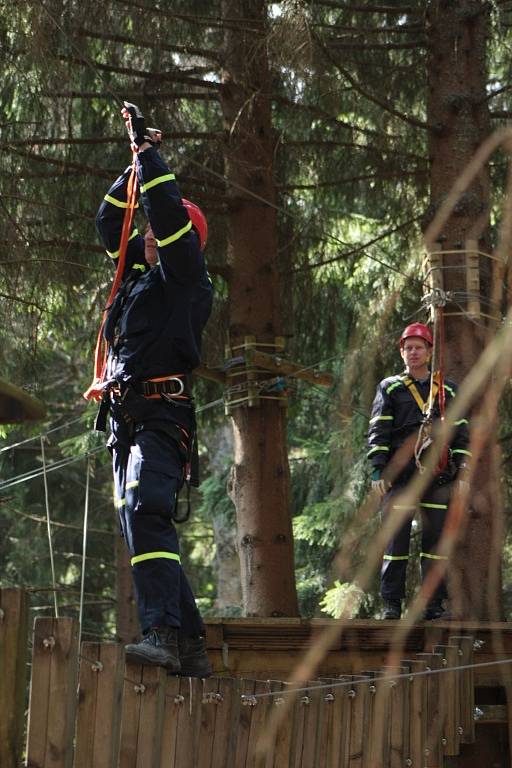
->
[425, 0, 502, 620]
[219, 0, 298, 617]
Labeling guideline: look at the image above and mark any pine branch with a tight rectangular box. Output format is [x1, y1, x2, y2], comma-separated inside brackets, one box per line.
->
[5, 132, 222, 146]
[279, 170, 424, 190]
[43, 91, 218, 101]
[2, 194, 95, 220]
[312, 33, 430, 131]
[289, 215, 421, 272]
[111, 0, 265, 34]
[309, 1, 415, 12]
[0, 146, 121, 178]
[56, 55, 222, 90]
[0, 292, 45, 312]
[324, 39, 425, 50]
[75, 27, 221, 62]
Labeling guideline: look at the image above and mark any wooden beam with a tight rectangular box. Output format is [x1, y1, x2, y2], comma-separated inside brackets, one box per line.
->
[246, 350, 334, 388]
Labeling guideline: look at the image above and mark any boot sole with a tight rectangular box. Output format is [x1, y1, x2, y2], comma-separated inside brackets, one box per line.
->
[125, 649, 181, 672]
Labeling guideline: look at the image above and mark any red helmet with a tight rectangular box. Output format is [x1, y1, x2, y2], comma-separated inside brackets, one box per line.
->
[183, 199, 207, 250]
[399, 323, 433, 348]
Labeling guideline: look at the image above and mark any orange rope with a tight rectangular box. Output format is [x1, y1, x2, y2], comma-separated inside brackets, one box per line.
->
[83, 155, 139, 401]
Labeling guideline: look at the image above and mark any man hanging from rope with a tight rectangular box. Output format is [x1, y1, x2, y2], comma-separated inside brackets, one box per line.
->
[87, 102, 213, 674]
[367, 323, 471, 620]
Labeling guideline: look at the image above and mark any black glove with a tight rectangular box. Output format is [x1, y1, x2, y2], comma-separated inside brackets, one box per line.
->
[122, 101, 146, 148]
[122, 101, 162, 149]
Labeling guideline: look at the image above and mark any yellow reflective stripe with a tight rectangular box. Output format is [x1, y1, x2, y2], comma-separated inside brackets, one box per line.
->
[392, 505, 416, 511]
[140, 173, 176, 193]
[115, 497, 125, 509]
[107, 228, 139, 258]
[420, 552, 448, 560]
[370, 415, 393, 424]
[367, 445, 390, 456]
[454, 419, 468, 426]
[452, 449, 472, 456]
[444, 384, 455, 396]
[132, 263, 146, 272]
[386, 381, 402, 394]
[126, 480, 139, 490]
[104, 193, 139, 209]
[156, 220, 192, 247]
[420, 502, 448, 509]
[131, 551, 181, 566]
[383, 555, 409, 561]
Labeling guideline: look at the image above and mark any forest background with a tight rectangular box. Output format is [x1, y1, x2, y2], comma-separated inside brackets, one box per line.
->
[1, 0, 512, 643]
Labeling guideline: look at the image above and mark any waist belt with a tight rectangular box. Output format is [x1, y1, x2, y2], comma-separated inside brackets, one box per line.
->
[133, 374, 191, 400]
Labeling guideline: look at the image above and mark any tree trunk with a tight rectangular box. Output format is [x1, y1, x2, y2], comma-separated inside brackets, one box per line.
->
[425, 0, 502, 619]
[219, 0, 299, 616]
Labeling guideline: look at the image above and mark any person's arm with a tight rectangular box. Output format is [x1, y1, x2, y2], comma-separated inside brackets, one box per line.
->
[367, 380, 394, 494]
[95, 168, 147, 277]
[135, 146, 205, 285]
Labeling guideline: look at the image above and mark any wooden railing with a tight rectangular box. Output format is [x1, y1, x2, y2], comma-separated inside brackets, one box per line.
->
[0, 588, 493, 767]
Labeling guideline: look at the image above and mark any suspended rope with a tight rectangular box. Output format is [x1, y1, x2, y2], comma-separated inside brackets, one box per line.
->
[78, 455, 91, 646]
[0, 415, 83, 454]
[83, 156, 139, 402]
[40, 436, 59, 618]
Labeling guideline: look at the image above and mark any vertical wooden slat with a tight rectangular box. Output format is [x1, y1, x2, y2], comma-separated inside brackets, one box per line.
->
[75, 642, 124, 768]
[386, 667, 409, 768]
[174, 676, 204, 768]
[415, 652, 444, 768]
[211, 677, 241, 768]
[159, 675, 181, 768]
[271, 685, 297, 768]
[234, 678, 258, 767]
[434, 644, 461, 756]
[300, 683, 322, 768]
[347, 675, 369, 767]
[315, 679, 341, 768]
[0, 588, 29, 768]
[450, 635, 476, 743]
[119, 662, 166, 768]
[406, 659, 427, 768]
[261, 681, 286, 768]
[245, 680, 273, 768]
[196, 676, 223, 768]
[327, 677, 351, 768]
[26, 616, 80, 768]
[366, 674, 391, 768]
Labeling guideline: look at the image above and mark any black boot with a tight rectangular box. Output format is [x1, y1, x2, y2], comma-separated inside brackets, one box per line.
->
[382, 599, 402, 620]
[424, 600, 446, 621]
[178, 636, 212, 678]
[125, 627, 180, 672]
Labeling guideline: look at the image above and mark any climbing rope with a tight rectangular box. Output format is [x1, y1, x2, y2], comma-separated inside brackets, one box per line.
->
[40, 435, 59, 618]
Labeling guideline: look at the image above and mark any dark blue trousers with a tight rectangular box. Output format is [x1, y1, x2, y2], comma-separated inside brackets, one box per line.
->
[110, 424, 204, 637]
[380, 480, 452, 602]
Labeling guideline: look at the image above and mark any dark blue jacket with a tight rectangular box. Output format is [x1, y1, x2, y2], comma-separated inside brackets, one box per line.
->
[95, 147, 213, 384]
[367, 372, 471, 479]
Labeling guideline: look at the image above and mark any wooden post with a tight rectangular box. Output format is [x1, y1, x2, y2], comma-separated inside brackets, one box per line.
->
[271, 685, 297, 768]
[119, 662, 166, 768]
[245, 679, 273, 768]
[365, 674, 391, 768]
[75, 642, 124, 768]
[450, 635, 476, 744]
[0, 588, 29, 768]
[26, 616, 80, 768]
[298, 683, 322, 767]
[434, 644, 461, 757]
[174, 676, 206, 768]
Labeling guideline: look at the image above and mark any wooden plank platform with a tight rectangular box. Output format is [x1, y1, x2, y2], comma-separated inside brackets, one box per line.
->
[204, 618, 512, 687]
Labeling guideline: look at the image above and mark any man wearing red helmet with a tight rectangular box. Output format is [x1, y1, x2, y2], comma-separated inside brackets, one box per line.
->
[93, 103, 213, 674]
[367, 323, 471, 620]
